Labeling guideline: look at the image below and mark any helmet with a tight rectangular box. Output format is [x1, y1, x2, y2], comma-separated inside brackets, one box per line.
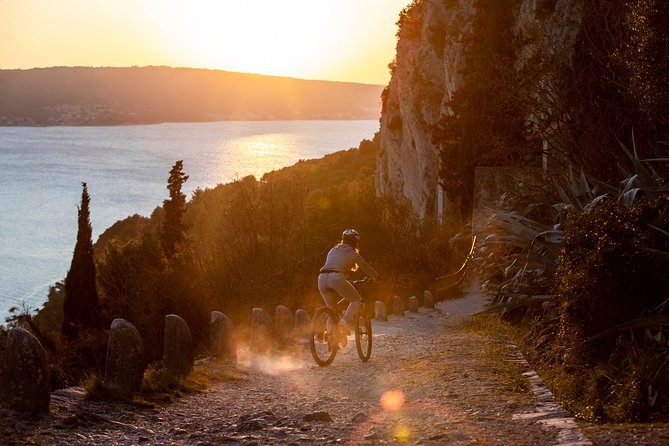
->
[342, 229, 360, 245]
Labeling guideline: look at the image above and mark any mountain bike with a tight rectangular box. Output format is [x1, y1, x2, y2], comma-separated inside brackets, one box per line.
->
[309, 277, 374, 366]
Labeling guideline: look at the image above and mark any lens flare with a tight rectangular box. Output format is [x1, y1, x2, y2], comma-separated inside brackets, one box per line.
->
[394, 425, 411, 441]
[380, 390, 405, 412]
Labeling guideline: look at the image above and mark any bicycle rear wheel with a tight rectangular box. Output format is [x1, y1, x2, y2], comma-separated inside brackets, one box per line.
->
[355, 306, 372, 362]
[310, 307, 339, 366]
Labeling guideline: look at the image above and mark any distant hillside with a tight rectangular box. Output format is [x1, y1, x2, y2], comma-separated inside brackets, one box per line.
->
[0, 66, 384, 125]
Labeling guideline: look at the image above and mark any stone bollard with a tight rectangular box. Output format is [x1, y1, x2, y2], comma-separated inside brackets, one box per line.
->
[163, 314, 193, 378]
[210, 311, 237, 361]
[0, 327, 50, 413]
[249, 308, 273, 353]
[294, 309, 311, 342]
[374, 301, 388, 321]
[423, 290, 434, 309]
[275, 305, 294, 346]
[392, 295, 405, 316]
[408, 296, 419, 313]
[104, 319, 144, 399]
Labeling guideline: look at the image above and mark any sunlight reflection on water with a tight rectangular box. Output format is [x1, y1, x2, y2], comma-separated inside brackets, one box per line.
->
[0, 120, 378, 317]
[224, 132, 304, 176]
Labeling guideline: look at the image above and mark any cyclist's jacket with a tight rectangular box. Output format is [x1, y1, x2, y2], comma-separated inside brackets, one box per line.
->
[319, 243, 379, 279]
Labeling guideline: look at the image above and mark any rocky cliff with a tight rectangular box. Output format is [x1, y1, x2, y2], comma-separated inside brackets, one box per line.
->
[376, 0, 583, 222]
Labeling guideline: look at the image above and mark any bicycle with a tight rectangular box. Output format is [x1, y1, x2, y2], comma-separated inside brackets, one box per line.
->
[309, 277, 374, 366]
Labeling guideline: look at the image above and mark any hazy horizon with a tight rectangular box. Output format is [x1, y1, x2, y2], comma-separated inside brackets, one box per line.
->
[0, 0, 411, 85]
[0, 64, 386, 87]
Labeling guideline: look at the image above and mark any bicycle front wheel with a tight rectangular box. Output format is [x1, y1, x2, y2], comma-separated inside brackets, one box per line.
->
[355, 307, 372, 362]
[310, 307, 339, 366]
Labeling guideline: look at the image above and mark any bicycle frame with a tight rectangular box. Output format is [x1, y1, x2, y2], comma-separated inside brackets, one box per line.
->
[310, 277, 375, 366]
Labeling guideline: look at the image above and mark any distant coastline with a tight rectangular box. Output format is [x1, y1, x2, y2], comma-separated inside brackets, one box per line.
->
[0, 66, 384, 126]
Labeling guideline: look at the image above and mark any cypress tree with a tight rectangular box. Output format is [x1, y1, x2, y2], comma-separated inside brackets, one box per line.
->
[62, 182, 101, 338]
[160, 160, 189, 258]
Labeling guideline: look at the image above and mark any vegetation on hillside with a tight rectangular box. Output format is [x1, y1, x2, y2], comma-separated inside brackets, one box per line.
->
[1, 134, 462, 387]
[0, 66, 383, 125]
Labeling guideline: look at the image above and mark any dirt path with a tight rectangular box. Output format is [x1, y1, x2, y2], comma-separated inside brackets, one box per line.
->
[2, 289, 666, 445]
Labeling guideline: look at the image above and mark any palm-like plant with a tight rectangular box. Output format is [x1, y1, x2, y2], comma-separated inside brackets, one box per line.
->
[477, 137, 668, 323]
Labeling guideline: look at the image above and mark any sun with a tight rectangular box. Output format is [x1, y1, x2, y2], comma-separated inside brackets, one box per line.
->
[155, 1, 344, 80]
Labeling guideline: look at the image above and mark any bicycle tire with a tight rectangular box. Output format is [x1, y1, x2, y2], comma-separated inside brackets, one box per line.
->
[355, 305, 372, 362]
[310, 307, 339, 366]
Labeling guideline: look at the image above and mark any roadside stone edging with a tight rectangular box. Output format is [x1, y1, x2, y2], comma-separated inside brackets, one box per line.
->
[509, 350, 593, 446]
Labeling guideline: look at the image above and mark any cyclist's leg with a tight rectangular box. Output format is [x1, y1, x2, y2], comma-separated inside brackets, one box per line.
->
[329, 276, 361, 326]
[318, 274, 339, 332]
[318, 274, 339, 309]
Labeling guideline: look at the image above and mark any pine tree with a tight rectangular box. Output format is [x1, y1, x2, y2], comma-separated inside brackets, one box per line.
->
[160, 160, 189, 257]
[62, 182, 101, 338]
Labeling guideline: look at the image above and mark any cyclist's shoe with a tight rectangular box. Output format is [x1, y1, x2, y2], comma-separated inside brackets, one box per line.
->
[327, 331, 338, 350]
[336, 321, 350, 347]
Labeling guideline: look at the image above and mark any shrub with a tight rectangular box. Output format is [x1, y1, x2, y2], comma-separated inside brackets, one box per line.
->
[553, 198, 668, 364]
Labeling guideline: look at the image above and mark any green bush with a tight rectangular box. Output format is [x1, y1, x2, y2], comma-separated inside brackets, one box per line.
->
[525, 197, 669, 422]
[554, 198, 668, 364]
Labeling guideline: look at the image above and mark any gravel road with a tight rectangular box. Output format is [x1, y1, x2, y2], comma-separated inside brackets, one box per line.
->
[2, 289, 668, 445]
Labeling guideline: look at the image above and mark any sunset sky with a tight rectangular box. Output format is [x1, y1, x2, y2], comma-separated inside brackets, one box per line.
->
[0, 0, 410, 85]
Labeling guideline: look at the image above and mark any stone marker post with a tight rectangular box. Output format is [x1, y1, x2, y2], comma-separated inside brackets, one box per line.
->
[408, 296, 419, 312]
[0, 327, 51, 413]
[275, 305, 294, 346]
[249, 308, 273, 353]
[210, 311, 237, 361]
[375, 301, 388, 321]
[163, 314, 193, 378]
[392, 295, 405, 316]
[104, 318, 144, 399]
[423, 290, 434, 309]
[294, 309, 311, 342]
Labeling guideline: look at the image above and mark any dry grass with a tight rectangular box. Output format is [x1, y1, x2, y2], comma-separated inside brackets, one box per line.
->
[83, 358, 247, 406]
[458, 313, 529, 393]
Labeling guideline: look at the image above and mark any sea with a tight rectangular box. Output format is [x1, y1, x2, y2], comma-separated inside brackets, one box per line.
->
[0, 120, 379, 320]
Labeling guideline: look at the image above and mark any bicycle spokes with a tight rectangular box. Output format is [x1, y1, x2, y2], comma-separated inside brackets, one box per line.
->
[355, 310, 372, 362]
[310, 307, 339, 366]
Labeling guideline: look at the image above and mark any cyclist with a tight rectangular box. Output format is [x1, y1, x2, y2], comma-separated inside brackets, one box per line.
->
[318, 229, 379, 337]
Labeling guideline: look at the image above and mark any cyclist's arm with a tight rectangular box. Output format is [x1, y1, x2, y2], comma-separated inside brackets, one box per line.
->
[354, 253, 379, 279]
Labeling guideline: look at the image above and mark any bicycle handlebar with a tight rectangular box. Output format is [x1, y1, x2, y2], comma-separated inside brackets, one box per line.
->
[351, 276, 378, 285]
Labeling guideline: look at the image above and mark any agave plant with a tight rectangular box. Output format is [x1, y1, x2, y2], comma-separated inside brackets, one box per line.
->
[476, 204, 562, 321]
[553, 165, 607, 215]
[594, 136, 669, 208]
[477, 136, 668, 322]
